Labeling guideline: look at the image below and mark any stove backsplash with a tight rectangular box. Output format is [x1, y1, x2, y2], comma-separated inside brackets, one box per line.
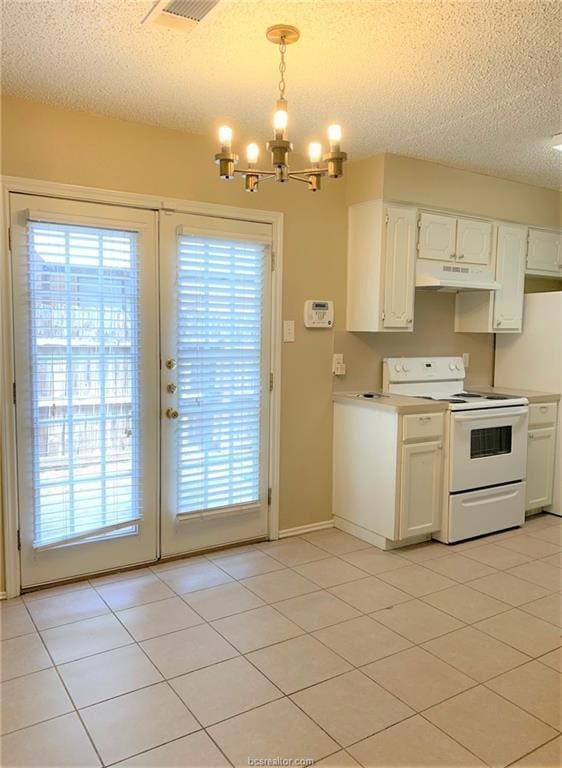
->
[332, 292, 494, 393]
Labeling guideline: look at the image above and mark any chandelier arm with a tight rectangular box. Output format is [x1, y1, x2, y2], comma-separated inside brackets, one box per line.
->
[288, 169, 329, 180]
[285, 174, 311, 184]
[254, 173, 278, 186]
[232, 169, 277, 178]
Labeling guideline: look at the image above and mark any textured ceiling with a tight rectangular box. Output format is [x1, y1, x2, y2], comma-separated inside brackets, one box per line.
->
[1, 0, 561, 189]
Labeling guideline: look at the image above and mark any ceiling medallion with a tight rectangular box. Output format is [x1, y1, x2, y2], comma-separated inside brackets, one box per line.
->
[214, 24, 347, 192]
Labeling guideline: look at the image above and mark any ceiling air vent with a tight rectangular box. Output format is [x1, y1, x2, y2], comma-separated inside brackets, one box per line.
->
[142, 0, 220, 33]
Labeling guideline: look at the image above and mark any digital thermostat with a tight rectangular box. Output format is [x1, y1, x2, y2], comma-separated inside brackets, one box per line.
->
[304, 300, 334, 328]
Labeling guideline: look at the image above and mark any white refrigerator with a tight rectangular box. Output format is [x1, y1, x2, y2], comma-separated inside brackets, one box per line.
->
[495, 291, 561, 516]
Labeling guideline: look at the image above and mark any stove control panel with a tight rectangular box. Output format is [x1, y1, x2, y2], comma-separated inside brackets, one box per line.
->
[383, 356, 465, 384]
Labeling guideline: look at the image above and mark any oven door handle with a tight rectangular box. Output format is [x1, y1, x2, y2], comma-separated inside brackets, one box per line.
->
[461, 486, 522, 506]
[453, 406, 528, 424]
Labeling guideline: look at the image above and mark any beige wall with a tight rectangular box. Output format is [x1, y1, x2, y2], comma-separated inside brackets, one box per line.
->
[333, 292, 494, 392]
[525, 276, 562, 293]
[1, 95, 561, 590]
[382, 153, 561, 229]
[1, 95, 347, 538]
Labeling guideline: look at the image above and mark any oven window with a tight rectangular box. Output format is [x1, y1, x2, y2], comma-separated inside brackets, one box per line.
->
[470, 426, 512, 458]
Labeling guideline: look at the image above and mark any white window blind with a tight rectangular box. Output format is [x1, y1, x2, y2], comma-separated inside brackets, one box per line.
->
[176, 232, 267, 515]
[26, 219, 141, 549]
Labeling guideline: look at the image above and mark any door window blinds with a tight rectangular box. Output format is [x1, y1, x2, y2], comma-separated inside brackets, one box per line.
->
[176, 232, 267, 515]
[25, 219, 141, 549]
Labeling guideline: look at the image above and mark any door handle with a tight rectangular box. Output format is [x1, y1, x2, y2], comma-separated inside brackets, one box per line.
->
[166, 408, 179, 419]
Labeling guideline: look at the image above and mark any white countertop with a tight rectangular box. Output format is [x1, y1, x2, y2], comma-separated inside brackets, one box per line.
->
[333, 391, 449, 415]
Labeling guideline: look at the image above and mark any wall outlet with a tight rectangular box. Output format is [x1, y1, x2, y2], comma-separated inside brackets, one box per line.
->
[283, 320, 295, 342]
[332, 353, 346, 376]
[462, 352, 470, 368]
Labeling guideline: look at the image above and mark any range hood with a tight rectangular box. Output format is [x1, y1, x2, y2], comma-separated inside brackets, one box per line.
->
[415, 261, 500, 292]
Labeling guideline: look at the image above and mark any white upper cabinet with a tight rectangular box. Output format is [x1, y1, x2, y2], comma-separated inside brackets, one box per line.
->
[526, 229, 561, 276]
[493, 224, 527, 331]
[455, 223, 527, 334]
[418, 213, 492, 266]
[418, 213, 456, 262]
[347, 200, 416, 332]
[383, 206, 417, 329]
[456, 217, 493, 265]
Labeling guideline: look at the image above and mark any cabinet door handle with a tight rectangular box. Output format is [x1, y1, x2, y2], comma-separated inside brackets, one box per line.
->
[419, 416, 431, 422]
[539, 406, 548, 413]
[437, 443, 443, 450]
[457, 253, 465, 260]
[407, 318, 413, 324]
[450, 253, 456, 259]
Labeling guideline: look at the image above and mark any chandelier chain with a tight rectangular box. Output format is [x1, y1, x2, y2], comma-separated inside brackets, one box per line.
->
[278, 37, 287, 100]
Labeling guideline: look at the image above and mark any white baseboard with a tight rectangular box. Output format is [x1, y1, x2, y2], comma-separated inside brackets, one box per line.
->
[334, 516, 431, 550]
[278, 519, 334, 539]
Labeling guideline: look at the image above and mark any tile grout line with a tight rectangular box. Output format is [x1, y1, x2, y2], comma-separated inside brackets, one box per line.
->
[10, 596, 106, 767]
[503, 732, 562, 767]
[82, 576, 237, 767]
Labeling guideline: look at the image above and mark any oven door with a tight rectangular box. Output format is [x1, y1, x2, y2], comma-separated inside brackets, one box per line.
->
[450, 406, 528, 492]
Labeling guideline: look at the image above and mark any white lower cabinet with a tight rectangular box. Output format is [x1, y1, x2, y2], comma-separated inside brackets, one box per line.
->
[526, 427, 556, 511]
[332, 401, 445, 549]
[399, 439, 443, 538]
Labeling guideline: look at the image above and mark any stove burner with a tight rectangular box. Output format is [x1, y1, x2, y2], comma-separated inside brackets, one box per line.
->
[420, 396, 468, 403]
[453, 392, 481, 398]
[484, 394, 511, 400]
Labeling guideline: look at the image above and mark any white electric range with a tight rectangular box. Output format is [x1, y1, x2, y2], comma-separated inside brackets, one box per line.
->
[383, 356, 529, 542]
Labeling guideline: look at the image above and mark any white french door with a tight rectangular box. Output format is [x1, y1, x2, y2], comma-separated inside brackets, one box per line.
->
[159, 212, 272, 556]
[10, 195, 159, 587]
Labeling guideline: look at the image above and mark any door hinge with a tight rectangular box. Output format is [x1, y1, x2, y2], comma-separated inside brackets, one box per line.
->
[271, 251, 276, 271]
[269, 372, 274, 391]
[17, 530, 21, 551]
[381, 311, 386, 321]
[7, 227, 12, 253]
[267, 488, 272, 506]
[12, 382, 16, 405]
[385, 213, 389, 225]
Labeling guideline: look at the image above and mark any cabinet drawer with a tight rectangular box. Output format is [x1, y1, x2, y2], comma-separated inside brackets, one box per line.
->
[403, 413, 444, 441]
[529, 402, 558, 428]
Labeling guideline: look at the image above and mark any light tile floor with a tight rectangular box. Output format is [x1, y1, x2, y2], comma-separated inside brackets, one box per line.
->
[1, 515, 561, 767]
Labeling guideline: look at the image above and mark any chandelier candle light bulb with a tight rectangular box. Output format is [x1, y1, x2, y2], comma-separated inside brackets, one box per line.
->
[246, 143, 260, 165]
[214, 24, 347, 192]
[218, 125, 233, 150]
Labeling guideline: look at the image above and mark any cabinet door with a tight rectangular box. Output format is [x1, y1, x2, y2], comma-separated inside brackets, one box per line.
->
[383, 206, 417, 330]
[526, 427, 556, 510]
[527, 230, 561, 276]
[399, 440, 443, 539]
[456, 218, 493, 265]
[493, 224, 527, 332]
[418, 213, 456, 262]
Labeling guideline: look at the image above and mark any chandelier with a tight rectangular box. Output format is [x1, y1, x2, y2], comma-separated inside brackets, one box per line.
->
[215, 24, 347, 192]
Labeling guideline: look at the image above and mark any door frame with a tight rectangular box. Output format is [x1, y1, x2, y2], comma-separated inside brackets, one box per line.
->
[1, 175, 283, 598]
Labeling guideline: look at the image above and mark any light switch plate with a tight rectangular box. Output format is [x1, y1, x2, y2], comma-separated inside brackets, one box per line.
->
[283, 320, 295, 342]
